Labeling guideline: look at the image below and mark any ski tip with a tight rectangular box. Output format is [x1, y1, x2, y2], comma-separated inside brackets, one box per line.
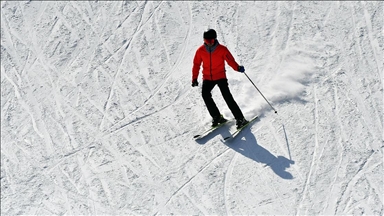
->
[223, 137, 231, 141]
[193, 135, 201, 139]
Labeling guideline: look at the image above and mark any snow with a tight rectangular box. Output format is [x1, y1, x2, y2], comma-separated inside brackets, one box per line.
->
[1, 1, 383, 215]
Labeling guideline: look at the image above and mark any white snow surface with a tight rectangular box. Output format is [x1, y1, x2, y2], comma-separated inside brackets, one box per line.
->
[1, 1, 383, 215]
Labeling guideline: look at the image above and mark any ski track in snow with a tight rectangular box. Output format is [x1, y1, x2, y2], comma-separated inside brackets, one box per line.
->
[1, 1, 383, 215]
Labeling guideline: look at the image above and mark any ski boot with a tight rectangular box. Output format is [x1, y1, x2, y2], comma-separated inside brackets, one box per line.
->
[212, 115, 227, 127]
[236, 118, 249, 129]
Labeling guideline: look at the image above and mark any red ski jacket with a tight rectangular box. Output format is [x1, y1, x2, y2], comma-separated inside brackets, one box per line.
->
[192, 42, 240, 81]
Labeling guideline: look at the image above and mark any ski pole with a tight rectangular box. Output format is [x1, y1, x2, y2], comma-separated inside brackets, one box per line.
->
[244, 72, 278, 114]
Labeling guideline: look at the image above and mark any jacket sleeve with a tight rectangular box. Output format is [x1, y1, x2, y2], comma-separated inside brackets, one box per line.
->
[224, 47, 240, 72]
[192, 49, 202, 81]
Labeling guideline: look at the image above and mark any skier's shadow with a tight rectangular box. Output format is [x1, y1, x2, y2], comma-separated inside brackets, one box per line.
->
[224, 127, 295, 179]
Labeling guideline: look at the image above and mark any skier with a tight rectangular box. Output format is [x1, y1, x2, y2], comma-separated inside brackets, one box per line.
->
[192, 29, 248, 129]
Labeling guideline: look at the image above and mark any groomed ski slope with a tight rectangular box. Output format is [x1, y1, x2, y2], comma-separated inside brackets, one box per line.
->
[1, 1, 383, 215]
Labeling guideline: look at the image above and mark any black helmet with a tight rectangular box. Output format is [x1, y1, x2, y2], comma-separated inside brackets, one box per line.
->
[203, 29, 217, 39]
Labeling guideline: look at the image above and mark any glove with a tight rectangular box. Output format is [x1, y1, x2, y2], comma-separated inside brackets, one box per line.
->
[238, 65, 245, 73]
[192, 79, 198, 87]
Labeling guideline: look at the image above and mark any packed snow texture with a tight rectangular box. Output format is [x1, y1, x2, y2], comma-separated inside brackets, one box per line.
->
[1, 1, 383, 215]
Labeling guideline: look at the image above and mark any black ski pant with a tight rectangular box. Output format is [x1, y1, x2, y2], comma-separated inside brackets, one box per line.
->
[202, 78, 244, 120]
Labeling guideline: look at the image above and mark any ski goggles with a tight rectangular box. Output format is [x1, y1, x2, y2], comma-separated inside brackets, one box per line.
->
[204, 38, 215, 45]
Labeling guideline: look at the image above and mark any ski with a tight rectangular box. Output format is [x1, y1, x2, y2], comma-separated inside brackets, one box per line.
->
[194, 120, 230, 140]
[223, 115, 259, 141]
